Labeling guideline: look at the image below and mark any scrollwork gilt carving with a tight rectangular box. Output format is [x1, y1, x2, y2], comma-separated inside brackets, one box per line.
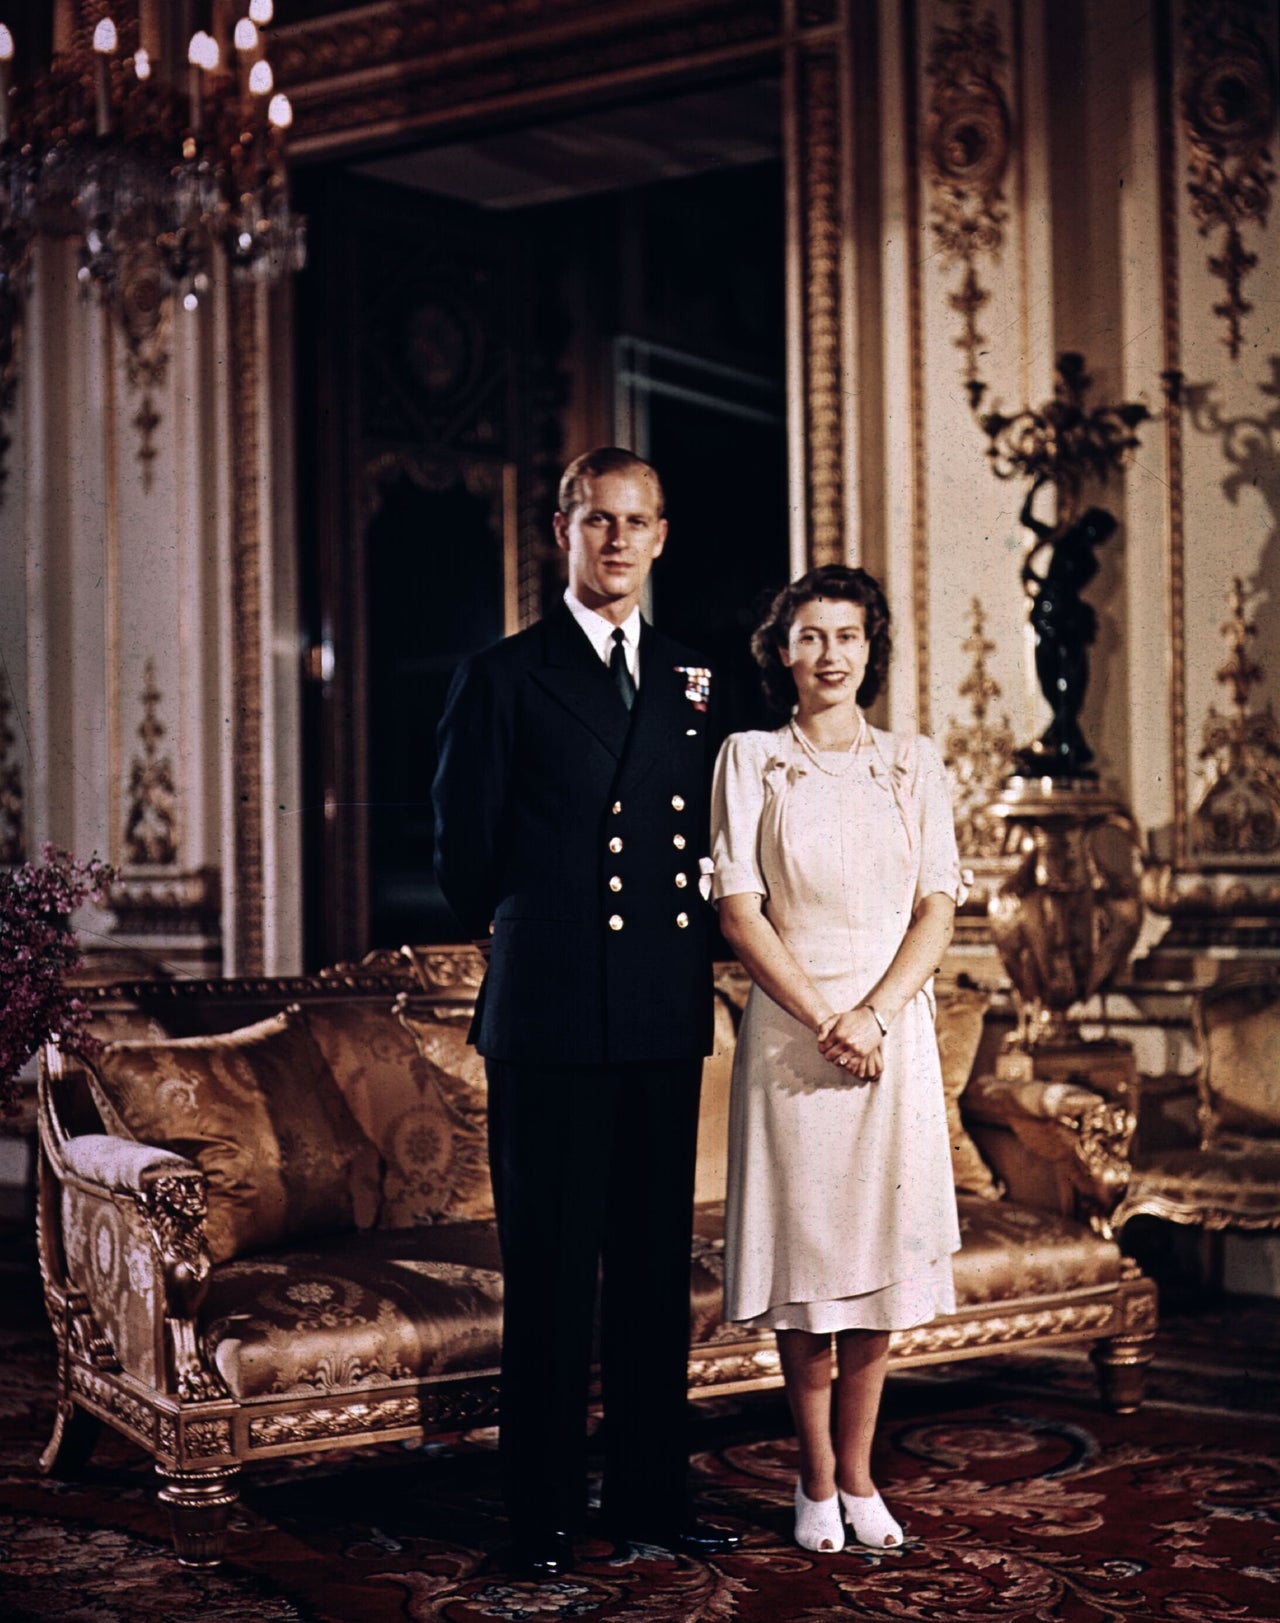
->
[116, 244, 172, 488]
[123, 659, 178, 867]
[943, 598, 1016, 859]
[1193, 577, 1280, 856]
[924, 0, 1011, 412]
[184, 1419, 233, 1459]
[248, 1395, 420, 1449]
[1181, 0, 1277, 360]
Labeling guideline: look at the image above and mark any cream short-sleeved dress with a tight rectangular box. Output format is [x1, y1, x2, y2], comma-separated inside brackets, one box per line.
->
[711, 721, 964, 1333]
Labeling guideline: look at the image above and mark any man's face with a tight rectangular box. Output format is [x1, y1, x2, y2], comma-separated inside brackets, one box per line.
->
[554, 469, 668, 621]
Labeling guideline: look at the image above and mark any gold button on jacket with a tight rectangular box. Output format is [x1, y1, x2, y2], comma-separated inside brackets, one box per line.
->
[608, 914, 624, 932]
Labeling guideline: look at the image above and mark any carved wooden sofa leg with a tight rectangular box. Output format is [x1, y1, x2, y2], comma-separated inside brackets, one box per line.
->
[39, 1402, 103, 1478]
[1090, 1334, 1155, 1414]
[156, 1465, 242, 1567]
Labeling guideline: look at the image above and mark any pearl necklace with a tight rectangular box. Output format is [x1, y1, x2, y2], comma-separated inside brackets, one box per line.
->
[789, 710, 868, 776]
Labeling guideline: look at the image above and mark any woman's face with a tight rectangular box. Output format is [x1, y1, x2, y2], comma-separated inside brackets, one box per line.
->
[780, 596, 870, 714]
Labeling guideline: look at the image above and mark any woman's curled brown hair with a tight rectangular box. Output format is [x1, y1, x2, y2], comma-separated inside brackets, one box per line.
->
[751, 565, 892, 716]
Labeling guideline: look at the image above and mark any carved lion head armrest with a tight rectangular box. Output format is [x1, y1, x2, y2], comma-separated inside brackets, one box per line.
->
[963, 1072, 1136, 1236]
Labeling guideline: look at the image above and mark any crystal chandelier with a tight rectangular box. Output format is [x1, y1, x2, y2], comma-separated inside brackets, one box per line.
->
[0, 1, 303, 319]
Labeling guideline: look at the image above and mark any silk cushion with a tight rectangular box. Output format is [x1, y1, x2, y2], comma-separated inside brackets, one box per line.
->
[375, 1003, 495, 1224]
[89, 1007, 381, 1264]
[936, 985, 1003, 1198]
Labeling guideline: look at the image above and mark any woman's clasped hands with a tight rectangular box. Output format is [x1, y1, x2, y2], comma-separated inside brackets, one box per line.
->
[816, 1007, 884, 1078]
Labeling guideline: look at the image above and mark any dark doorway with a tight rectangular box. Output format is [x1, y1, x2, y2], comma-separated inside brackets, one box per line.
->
[295, 77, 787, 968]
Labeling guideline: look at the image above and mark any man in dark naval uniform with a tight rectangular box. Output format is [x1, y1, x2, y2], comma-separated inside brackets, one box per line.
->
[432, 448, 737, 1577]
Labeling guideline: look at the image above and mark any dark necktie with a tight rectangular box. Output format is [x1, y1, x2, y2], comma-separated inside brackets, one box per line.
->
[609, 626, 636, 712]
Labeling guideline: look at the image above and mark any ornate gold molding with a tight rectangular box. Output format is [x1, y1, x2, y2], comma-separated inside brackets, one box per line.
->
[229, 283, 266, 975]
[793, 42, 845, 567]
[891, 1299, 1115, 1359]
[924, 0, 1012, 413]
[1156, 2, 1190, 867]
[1180, 0, 1277, 361]
[1192, 577, 1280, 856]
[123, 659, 178, 867]
[248, 1395, 420, 1449]
[942, 597, 1016, 859]
[276, 0, 781, 158]
[0, 668, 24, 864]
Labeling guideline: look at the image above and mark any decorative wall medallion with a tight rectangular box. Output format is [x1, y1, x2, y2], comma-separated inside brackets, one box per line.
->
[116, 244, 173, 489]
[123, 659, 178, 867]
[1181, 0, 1277, 360]
[1193, 577, 1280, 856]
[0, 669, 24, 864]
[924, 0, 1012, 412]
[942, 597, 1017, 858]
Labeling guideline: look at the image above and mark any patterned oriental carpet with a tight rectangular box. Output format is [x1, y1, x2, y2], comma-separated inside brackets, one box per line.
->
[2, 1221, 1279, 1623]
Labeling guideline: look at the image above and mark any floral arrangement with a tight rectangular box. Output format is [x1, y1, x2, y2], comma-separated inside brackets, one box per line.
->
[0, 845, 115, 1115]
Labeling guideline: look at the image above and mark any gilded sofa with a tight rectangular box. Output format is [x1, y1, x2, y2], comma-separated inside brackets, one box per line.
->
[37, 947, 1156, 1566]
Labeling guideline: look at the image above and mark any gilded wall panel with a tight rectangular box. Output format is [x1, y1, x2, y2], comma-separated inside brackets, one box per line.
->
[1172, 0, 1279, 869]
[909, 0, 1031, 746]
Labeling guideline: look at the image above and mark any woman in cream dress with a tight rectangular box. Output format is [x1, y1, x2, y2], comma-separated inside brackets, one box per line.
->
[712, 565, 964, 1555]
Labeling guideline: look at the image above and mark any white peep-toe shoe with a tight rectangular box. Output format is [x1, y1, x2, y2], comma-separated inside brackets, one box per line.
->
[839, 1487, 903, 1548]
[794, 1481, 846, 1552]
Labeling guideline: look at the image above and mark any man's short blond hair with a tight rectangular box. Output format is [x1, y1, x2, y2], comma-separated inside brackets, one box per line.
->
[557, 448, 666, 519]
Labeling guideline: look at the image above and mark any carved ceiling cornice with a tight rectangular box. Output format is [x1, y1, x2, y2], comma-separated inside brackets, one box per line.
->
[274, 0, 784, 156]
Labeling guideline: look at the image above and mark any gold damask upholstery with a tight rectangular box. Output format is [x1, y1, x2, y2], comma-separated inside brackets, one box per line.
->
[951, 1198, 1121, 1302]
[37, 954, 1156, 1568]
[89, 1007, 382, 1262]
[1116, 973, 1280, 1235]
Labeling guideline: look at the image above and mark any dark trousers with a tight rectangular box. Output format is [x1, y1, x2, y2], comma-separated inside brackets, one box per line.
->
[485, 1056, 703, 1537]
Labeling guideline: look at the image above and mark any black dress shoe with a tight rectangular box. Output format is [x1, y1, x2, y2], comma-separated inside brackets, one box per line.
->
[611, 1517, 741, 1558]
[507, 1528, 574, 1579]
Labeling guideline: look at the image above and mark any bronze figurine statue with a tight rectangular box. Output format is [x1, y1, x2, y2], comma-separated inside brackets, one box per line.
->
[1012, 479, 1117, 779]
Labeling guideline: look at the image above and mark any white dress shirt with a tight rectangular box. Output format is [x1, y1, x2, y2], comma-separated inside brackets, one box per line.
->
[563, 589, 642, 689]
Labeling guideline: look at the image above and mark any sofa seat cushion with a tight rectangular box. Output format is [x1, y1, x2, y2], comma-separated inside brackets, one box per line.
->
[200, 1220, 503, 1399]
[952, 1196, 1121, 1304]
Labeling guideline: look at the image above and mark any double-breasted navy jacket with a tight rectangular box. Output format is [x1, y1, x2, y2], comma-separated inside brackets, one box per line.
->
[432, 602, 718, 1065]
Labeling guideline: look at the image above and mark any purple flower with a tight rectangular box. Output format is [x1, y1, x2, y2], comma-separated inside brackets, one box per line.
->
[0, 845, 115, 1115]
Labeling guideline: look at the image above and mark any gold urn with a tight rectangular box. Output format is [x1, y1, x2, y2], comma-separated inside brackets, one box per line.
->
[986, 777, 1143, 1045]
